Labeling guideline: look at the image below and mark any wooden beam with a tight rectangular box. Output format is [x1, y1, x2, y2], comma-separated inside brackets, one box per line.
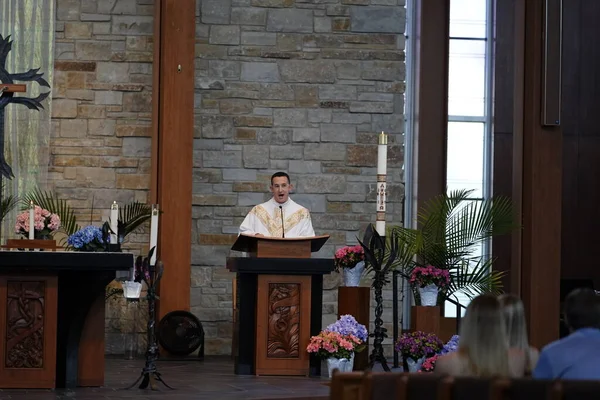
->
[150, 0, 162, 205]
[0, 84, 26, 93]
[515, 0, 562, 349]
[413, 0, 450, 217]
[152, 0, 195, 319]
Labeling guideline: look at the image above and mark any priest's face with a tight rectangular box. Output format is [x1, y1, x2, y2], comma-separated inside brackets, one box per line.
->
[270, 176, 292, 204]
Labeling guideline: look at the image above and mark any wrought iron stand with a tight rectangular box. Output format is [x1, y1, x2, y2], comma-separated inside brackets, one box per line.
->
[125, 261, 173, 390]
[368, 273, 390, 372]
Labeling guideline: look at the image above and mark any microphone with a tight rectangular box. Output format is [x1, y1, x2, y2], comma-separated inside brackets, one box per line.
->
[279, 205, 285, 238]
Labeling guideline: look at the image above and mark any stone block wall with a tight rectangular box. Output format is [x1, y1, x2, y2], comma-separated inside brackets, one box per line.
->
[194, 0, 407, 355]
[51, 0, 153, 224]
[51, 0, 154, 355]
[45, 0, 407, 357]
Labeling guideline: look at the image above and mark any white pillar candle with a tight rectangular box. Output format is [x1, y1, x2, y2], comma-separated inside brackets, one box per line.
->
[149, 204, 159, 266]
[28, 201, 35, 240]
[376, 131, 388, 236]
[110, 201, 119, 244]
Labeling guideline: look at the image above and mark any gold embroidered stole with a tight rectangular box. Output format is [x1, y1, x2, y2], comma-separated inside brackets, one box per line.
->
[250, 205, 308, 237]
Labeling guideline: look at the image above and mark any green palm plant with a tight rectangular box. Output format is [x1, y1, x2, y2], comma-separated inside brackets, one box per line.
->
[392, 188, 517, 301]
[0, 182, 18, 225]
[117, 201, 152, 243]
[21, 188, 80, 236]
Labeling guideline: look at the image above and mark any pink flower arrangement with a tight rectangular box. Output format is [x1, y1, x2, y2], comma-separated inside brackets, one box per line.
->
[15, 206, 61, 239]
[410, 265, 451, 289]
[334, 245, 364, 272]
[306, 330, 363, 360]
[420, 354, 440, 373]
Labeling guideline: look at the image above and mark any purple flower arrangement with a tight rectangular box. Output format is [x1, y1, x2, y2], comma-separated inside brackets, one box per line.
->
[395, 330, 443, 360]
[419, 335, 460, 373]
[326, 314, 368, 343]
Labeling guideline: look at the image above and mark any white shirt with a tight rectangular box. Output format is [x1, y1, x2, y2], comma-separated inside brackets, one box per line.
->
[239, 198, 315, 238]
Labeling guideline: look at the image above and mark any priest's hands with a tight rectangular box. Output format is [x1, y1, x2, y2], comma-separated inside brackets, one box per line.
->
[255, 233, 264, 237]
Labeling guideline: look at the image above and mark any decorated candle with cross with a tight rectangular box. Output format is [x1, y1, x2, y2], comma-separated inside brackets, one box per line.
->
[376, 131, 388, 236]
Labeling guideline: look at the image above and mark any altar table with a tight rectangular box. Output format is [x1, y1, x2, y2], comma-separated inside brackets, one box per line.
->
[0, 251, 132, 389]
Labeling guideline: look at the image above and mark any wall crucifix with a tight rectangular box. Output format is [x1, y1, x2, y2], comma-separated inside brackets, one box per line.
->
[0, 34, 50, 180]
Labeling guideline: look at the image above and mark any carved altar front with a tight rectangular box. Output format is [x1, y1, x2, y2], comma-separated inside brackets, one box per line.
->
[0, 276, 57, 388]
[0, 251, 132, 389]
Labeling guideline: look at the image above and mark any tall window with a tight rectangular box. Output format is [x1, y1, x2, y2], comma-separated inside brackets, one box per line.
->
[445, 0, 494, 317]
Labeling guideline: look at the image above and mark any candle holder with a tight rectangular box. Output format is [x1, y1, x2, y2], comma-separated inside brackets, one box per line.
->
[358, 224, 399, 373]
[122, 281, 142, 360]
[125, 251, 173, 391]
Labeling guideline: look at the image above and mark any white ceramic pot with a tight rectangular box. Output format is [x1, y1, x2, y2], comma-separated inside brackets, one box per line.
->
[406, 356, 425, 372]
[327, 353, 355, 377]
[343, 261, 365, 287]
[418, 284, 439, 306]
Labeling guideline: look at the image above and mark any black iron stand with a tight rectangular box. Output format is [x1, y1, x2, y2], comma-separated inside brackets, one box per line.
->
[125, 261, 173, 390]
[392, 269, 399, 368]
[368, 274, 390, 372]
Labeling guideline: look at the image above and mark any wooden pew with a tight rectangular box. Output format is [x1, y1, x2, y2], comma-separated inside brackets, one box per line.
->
[330, 371, 366, 400]
[329, 372, 575, 400]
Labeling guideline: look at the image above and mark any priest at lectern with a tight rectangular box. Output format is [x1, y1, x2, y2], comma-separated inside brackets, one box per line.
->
[238, 172, 315, 238]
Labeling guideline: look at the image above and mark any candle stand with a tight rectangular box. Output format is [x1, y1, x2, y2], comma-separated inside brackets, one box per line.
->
[125, 257, 173, 391]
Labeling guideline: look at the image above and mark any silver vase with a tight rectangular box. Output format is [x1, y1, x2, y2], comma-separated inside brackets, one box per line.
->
[326, 353, 355, 377]
[343, 261, 365, 287]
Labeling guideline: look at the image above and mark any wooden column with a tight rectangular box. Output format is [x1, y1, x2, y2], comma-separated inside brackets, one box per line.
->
[151, 0, 195, 319]
[412, 0, 450, 218]
[512, 0, 563, 348]
[491, 0, 517, 293]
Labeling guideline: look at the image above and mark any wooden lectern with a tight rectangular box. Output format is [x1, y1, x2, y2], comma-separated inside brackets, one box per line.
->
[227, 234, 333, 376]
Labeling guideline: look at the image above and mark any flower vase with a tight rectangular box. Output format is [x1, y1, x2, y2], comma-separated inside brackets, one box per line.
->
[326, 353, 355, 377]
[343, 261, 365, 287]
[418, 284, 439, 306]
[406, 356, 425, 372]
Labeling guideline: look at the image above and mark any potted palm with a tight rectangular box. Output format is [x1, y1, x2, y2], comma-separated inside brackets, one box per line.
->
[0, 182, 18, 226]
[392, 188, 516, 305]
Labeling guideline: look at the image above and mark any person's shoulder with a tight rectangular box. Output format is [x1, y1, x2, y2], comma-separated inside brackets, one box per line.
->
[289, 198, 311, 213]
[248, 203, 267, 215]
[528, 345, 540, 359]
[539, 335, 573, 356]
[436, 352, 459, 371]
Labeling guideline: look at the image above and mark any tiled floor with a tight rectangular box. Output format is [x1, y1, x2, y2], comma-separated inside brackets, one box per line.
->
[0, 357, 330, 399]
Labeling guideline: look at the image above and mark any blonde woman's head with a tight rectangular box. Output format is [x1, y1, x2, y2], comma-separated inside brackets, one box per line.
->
[498, 293, 529, 350]
[458, 294, 509, 377]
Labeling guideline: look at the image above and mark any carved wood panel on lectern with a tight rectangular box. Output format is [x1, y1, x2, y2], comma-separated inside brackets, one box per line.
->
[256, 275, 311, 376]
[5, 281, 45, 368]
[267, 283, 300, 358]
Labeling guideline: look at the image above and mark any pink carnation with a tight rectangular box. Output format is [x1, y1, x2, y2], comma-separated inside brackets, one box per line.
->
[334, 245, 365, 272]
[14, 206, 61, 237]
[410, 265, 450, 289]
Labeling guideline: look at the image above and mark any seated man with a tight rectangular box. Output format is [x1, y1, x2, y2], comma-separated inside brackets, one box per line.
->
[239, 171, 315, 238]
[533, 288, 600, 380]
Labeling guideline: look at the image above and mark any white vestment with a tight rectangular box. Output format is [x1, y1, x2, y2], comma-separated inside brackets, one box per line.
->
[239, 198, 315, 238]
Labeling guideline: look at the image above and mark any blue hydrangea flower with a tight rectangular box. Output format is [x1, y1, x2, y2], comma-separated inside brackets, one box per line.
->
[440, 335, 459, 354]
[67, 225, 105, 251]
[325, 314, 368, 342]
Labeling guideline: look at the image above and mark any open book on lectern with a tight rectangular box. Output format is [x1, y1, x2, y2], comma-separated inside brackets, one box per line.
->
[230, 233, 330, 258]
